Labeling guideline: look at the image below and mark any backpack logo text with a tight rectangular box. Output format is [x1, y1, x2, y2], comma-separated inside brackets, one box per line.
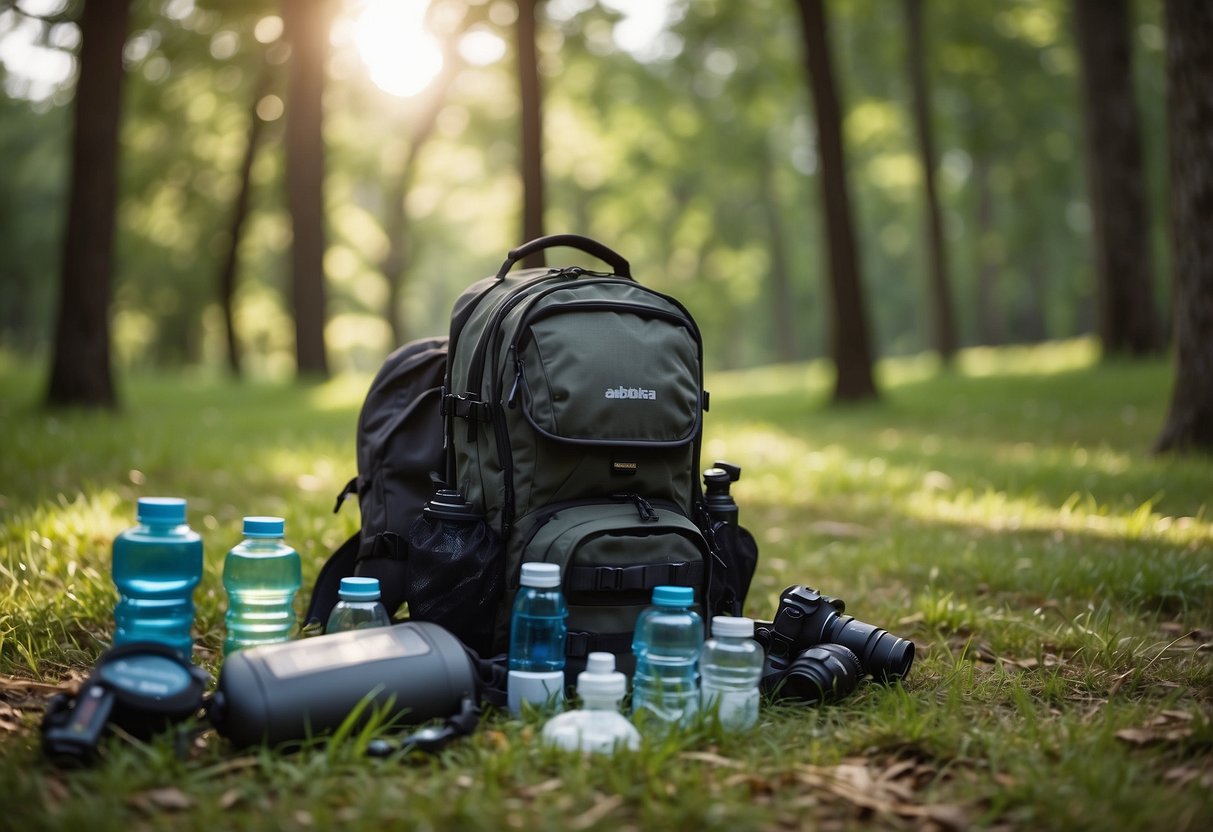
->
[604, 386, 657, 401]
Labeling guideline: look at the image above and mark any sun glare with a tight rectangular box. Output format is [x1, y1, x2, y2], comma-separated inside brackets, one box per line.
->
[352, 0, 444, 98]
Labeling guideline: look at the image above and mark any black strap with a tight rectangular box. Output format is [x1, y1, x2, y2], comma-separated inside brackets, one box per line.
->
[565, 560, 702, 593]
[333, 477, 358, 513]
[495, 234, 632, 281]
[303, 531, 359, 629]
[565, 630, 634, 658]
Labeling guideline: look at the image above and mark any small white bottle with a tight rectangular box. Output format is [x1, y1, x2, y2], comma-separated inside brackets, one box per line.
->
[326, 577, 392, 633]
[541, 652, 640, 754]
[700, 616, 764, 730]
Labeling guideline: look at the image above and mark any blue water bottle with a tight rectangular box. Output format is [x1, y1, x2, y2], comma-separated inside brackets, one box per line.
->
[631, 585, 703, 727]
[223, 516, 301, 655]
[507, 562, 568, 715]
[326, 577, 392, 633]
[112, 497, 203, 660]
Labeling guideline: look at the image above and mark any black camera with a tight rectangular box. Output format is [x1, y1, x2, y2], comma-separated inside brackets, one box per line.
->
[754, 585, 914, 703]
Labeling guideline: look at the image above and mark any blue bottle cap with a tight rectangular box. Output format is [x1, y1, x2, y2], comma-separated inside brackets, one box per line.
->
[338, 577, 382, 600]
[652, 585, 693, 607]
[243, 516, 285, 537]
[137, 497, 187, 524]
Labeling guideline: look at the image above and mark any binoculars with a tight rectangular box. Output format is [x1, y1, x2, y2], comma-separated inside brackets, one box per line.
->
[754, 585, 915, 704]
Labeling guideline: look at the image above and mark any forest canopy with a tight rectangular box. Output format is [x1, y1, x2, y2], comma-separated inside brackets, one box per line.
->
[0, 0, 1173, 377]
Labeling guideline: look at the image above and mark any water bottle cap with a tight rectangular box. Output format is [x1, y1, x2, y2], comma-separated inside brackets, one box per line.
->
[520, 562, 561, 588]
[338, 577, 381, 600]
[711, 615, 755, 638]
[651, 585, 693, 607]
[243, 516, 285, 537]
[577, 651, 626, 699]
[136, 497, 187, 524]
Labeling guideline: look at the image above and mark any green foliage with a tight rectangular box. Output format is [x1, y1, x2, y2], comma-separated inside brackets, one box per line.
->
[0, 0, 1172, 377]
[1, 340, 1211, 830]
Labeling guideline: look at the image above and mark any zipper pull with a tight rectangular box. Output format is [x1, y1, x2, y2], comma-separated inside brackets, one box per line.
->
[507, 363, 523, 408]
[612, 492, 657, 521]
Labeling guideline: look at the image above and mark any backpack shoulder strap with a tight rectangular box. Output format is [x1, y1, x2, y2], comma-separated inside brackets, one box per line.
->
[303, 531, 360, 629]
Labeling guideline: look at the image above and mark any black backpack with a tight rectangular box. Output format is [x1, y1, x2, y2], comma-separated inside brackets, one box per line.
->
[306, 236, 758, 672]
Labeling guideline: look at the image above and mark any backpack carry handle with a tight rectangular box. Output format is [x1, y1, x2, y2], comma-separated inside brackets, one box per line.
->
[496, 234, 632, 281]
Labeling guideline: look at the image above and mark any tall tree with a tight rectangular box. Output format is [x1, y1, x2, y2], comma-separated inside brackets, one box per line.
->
[217, 65, 274, 377]
[792, 0, 877, 401]
[517, 0, 546, 266]
[283, 0, 333, 377]
[1154, 0, 1213, 453]
[903, 0, 957, 364]
[1073, 0, 1162, 357]
[380, 54, 464, 347]
[45, 0, 131, 408]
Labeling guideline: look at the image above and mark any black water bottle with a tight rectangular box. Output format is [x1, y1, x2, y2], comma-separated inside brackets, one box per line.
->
[406, 487, 504, 656]
[703, 461, 742, 528]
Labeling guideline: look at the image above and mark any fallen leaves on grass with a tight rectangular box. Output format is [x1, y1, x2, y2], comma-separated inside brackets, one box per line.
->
[128, 787, 195, 813]
[1163, 764, 1213, 789]
[679, 750, 746, 769]
[1158, 622, 1213, 651]
[568, 794, 623, 830]
[0, 674, 81, 707]
[796, 757, 969, 831]
[0, 702, 24, 732]
[1115, 710, 1195, 747]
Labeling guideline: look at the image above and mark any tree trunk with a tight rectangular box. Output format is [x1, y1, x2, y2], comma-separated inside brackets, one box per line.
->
[217, 66, 273, 377]
[972, 158, 1003, 346]
[283, 0, 333, 377]
[45, 0, 131, 408]
[1073, 0, 1162, 357]
[904, 0, 957, 364]
[1154, 0, 1213, 453]
[381, 44, 465, 347]
[793, 0, 877, 401]
[517, 0, 546, 266]
[759, 147, 799, 363]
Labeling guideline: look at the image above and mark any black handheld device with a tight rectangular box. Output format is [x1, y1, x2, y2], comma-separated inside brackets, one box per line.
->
[41, 641, 210, 767]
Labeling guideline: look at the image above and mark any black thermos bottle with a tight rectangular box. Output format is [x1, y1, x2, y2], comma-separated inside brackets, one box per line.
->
[702, 461, 742, 527]
[209, 622, 477, 748]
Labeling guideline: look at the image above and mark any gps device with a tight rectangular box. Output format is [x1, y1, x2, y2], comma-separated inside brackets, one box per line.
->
[41, 642, 210, 766]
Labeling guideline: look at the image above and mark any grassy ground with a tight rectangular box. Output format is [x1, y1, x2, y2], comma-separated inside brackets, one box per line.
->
[1, 339, 1210, 831]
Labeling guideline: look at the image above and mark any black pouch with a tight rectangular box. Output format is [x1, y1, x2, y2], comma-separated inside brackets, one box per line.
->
[709, 521, 759, 617]
[405, 490, 504, 656]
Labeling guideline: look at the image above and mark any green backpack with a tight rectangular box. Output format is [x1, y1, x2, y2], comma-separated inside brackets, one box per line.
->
[308, 235, 757, 674]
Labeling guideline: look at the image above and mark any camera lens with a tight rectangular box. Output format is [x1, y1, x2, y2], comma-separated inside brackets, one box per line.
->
[824, 614, 915, 682]
[764, 643, 863, 704]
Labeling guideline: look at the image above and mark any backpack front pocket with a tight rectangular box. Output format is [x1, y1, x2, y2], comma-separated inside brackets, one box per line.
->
[510, 498, 710, 673]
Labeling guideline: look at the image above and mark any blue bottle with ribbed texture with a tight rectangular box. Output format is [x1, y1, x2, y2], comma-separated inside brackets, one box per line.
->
[631, 585, 703, 726]
[112, 497, 203, 660]
[223, 516, 301, 655]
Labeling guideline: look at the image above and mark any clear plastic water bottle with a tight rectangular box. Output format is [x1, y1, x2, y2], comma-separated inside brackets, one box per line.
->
[326, 577, 392, 633]
[507, 562, 568, 715]
[223, 516, 301, 656]
[112, 497, 203, 660]
[700, 616, 764, 730]
[541, 652, 640, 754]
[631, 585, 703, 726]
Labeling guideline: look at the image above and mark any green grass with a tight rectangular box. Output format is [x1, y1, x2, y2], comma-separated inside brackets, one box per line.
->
[2, 338, 1211, 831]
